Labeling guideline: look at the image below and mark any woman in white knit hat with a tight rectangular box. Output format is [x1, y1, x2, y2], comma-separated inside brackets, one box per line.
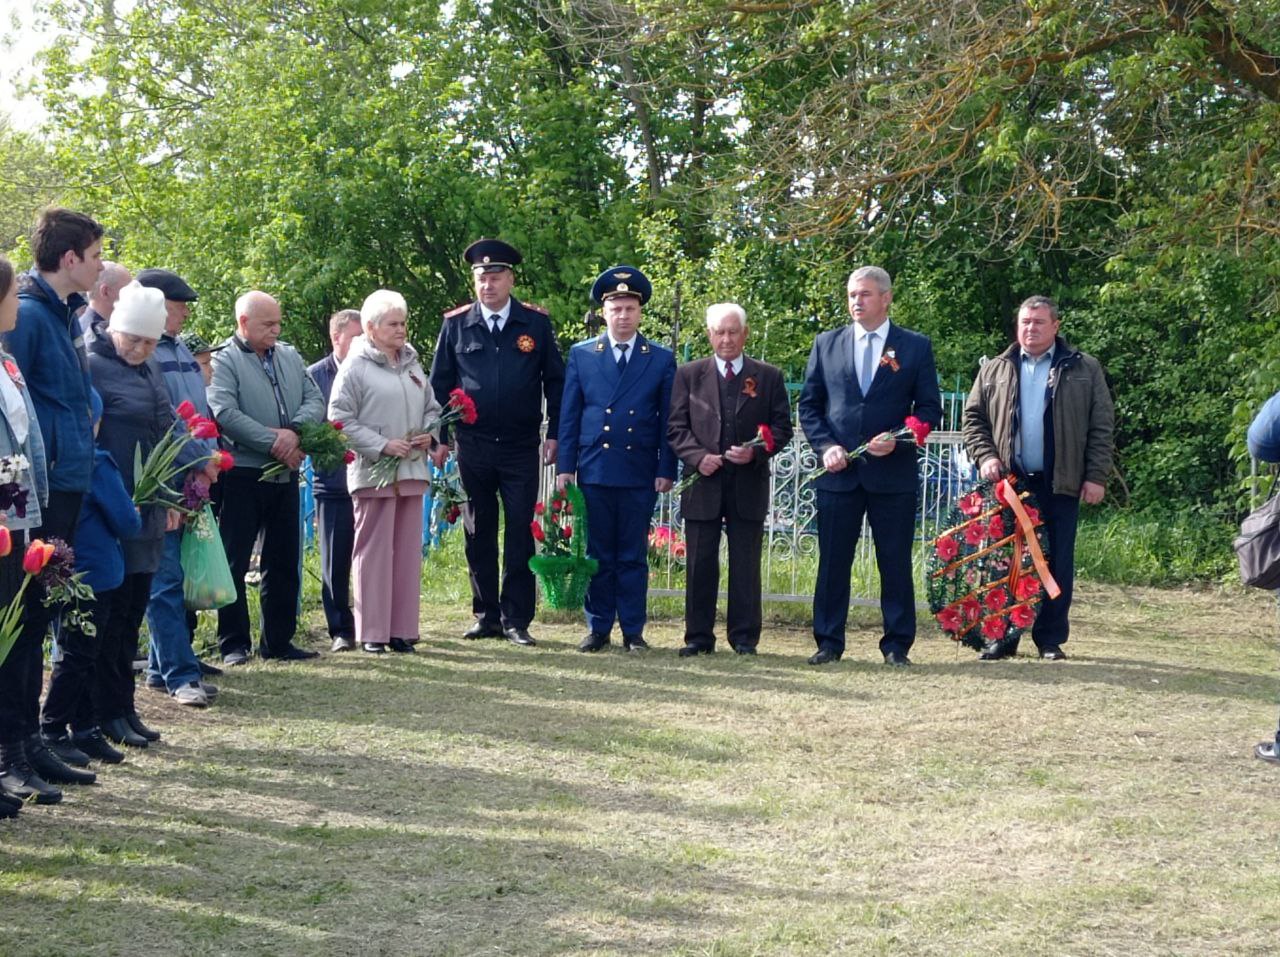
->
[85, 281, 188, 745]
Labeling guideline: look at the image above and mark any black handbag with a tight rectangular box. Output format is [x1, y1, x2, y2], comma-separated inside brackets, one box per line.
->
[1235, 486, 1280, 589]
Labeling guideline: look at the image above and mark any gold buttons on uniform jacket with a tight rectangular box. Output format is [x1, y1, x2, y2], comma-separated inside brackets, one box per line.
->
[606, 408, 613, 414]
[603, 425, 610, 431]
[603, 443, 611, 449]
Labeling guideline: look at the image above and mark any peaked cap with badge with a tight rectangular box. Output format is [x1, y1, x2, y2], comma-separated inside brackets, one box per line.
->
[591, 265, 652, 305]
[464, 238, 522, 275]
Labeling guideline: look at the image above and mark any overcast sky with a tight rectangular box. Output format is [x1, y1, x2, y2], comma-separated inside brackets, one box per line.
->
[1, 1, 57, 132]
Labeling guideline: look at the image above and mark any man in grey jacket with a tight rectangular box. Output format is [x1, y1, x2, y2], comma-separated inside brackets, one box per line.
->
[962, 295, 1114, 661]
[208, 290, 325, 664]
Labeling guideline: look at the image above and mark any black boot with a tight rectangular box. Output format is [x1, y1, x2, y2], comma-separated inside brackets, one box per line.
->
[125, 711, 161, 742]
[41, 731, 92, 767]
[27, 734, 96, 785]
[101, 717, 149, 749]
[0, 740, 62, 804]
[0, 784, 21, 817]
[73, 729, 125, 764]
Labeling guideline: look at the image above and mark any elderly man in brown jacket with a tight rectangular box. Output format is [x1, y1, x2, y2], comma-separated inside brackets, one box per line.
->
[962, 295, 1114, 661]
[667, 303, 793, 656]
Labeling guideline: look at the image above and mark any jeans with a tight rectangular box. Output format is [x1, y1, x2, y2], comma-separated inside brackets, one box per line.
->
[145, 529, 203, 691]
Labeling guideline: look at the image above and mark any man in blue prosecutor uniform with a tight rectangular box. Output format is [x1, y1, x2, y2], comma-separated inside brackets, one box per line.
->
[429, 239, 566, 648]
[798, 266, 943, 667]
[556, 266, 676, 652]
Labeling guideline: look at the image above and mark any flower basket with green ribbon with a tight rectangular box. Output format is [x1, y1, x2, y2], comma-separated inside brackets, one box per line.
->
[528, 482, 597, 610]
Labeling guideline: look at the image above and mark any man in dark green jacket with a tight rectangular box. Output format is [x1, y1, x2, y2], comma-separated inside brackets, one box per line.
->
[962, 295, 1114, 661]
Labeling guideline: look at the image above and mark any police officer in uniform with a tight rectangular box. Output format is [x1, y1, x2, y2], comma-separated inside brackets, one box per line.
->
[556, 266, 676, 652]
[429, 239, 565, 647]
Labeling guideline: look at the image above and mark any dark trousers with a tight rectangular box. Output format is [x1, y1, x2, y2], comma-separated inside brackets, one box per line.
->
[1017, 472, 1080, 650]
[95, 572, 153, 722]
[0, 490, 83, 746]
[684, 495, 765, 650]
[457, 440, 539, 630]
[0, 541, 29, 748]
[216, 469, 301, 658]
[581, 484, 657, 637]
[813, 486, 917, 657]
[42, 588, 118, 734]
[316, 494, 355, 639]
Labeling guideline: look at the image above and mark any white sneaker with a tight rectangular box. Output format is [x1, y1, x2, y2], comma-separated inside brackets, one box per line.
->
[171, 681, 208, 707]
[200, 681, 219, 699]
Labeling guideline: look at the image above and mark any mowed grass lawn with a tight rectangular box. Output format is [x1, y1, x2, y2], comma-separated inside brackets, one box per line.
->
[3, 583, 1279, 956]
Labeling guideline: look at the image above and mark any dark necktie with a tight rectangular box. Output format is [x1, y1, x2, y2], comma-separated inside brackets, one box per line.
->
[725, 363, 736, 383]
[617, 342, 629, 372]
[489, 314, 500, 336]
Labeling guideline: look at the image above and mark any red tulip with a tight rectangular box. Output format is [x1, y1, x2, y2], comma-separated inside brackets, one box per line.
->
[530, 520, 545, 542]
[175, 400, 197, 421]
[189, 417, 219, 439]
[0, 525, 10, 558]
[23, 539, 51, 575]
[216, 450, 235, 471]
[533, 501, 546, 515]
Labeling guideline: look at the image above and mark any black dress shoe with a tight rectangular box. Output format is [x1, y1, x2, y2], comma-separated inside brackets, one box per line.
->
[578, 632, 610, 652]
[102, 717, 149, 749]
[807, 649, 842, 666]
[41, 732, 91, 768]
[677, 644, 712, 657]
[27, 734, 96, 785]
[330, 635, 356, 652]
[126, 711, 162, 742]
[0, 789, 20, 817]
[361, 642, 386, 654]
[199, 659, 224, 676]
[264, 644, 320, 661]
[1038, 646, 1067, 660]
[883, 651, 913, 667]
[464, 621, 504, 639]
[732, 644, 757, 656]
[388, 637, 417, 653]
[0, 762, 62, 804]
[73, 729, 124, 764]
[504, 627, 536, 647]
[623, 635, 649, 653]
[979, 645, 1015, 661]
[1255, 742, 1280, 765]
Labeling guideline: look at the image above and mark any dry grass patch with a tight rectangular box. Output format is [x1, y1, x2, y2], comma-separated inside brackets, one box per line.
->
[2, 583, 1279, 955]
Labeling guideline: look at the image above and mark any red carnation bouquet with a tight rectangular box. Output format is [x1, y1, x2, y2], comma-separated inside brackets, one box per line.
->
[530, 485, 578, 558]
[134, 402, 226, 511]
[261, 420, 353, 481]
[672, 423, 778, 496]
[528, 481, 597, 609]
[369, 388, 477, 489]
[805, 415, 931, 483]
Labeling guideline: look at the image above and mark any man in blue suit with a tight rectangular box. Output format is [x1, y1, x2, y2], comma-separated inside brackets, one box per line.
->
[798, 266, 943, 666]
[557, 266, 676, 652]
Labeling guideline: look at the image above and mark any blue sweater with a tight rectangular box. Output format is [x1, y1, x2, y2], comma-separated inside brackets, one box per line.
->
[74, 448, 143, 592]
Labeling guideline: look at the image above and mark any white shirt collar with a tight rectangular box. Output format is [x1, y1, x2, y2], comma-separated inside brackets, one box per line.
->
[854, 318, 891, 341]
[609, 333, 637, 352]
[714, 355, 744, 376]
[484, 300, 512, 323]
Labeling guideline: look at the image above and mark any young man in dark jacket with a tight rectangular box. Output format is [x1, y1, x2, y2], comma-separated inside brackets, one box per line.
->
[0, 208, 104, 793]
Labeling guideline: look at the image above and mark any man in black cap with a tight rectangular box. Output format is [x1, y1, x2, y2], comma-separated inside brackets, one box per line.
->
[556, 266, 676, 652]
[429, 238, 566, 647]
[136, 268, 223, 705]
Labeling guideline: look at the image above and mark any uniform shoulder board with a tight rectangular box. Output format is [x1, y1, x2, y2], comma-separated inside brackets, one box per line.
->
[521, 301, 549, 315]
[443, 302, 472, 319]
